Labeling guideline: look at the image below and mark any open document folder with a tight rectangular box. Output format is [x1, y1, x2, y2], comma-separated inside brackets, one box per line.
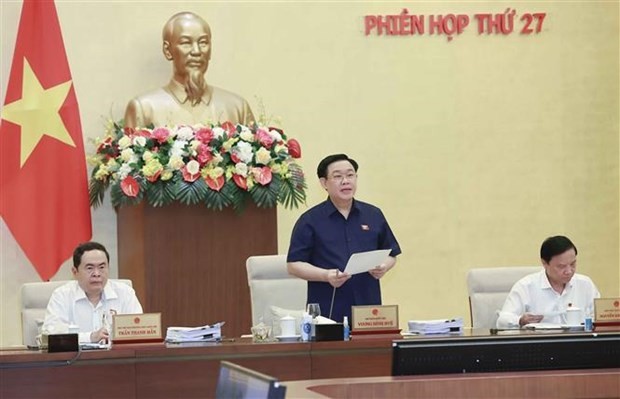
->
[343, 249, 391, 275]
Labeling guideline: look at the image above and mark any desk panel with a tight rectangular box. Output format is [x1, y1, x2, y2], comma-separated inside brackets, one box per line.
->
[286, 369, 620, 398]
[134, 341, 311, 398]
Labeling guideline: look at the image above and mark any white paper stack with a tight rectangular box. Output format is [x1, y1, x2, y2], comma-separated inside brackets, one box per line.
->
[408, 317, 464, 335]
[165, 322, 224, 343]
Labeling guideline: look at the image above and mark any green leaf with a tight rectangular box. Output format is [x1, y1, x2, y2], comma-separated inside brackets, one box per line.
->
[204, 185, 232, 211]
[250, 178, 280, 209]
[176, 179, 209, 205]
[224, 181, 247, 212]
[146, 179, 177, 207]
[88, 178, 108, 208]
[279, 163, 307, 209]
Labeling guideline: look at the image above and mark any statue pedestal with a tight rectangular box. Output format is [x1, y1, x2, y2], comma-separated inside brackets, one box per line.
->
[116, 202, 277, 338]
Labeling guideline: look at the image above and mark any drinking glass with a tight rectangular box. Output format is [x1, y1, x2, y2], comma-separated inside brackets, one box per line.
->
[307, 303, 321, 319]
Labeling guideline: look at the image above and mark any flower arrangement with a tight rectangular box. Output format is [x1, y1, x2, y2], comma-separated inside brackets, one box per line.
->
[88, 120, 306, 211]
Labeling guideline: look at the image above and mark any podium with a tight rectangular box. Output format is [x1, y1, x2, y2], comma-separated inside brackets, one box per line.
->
[116, 202, 277, 338]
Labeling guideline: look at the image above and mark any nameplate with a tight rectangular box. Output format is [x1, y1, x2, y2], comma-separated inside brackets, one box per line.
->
[112, 313, 163, 343]
[351, 305, 399, 332]
[594, 298, 620, 323]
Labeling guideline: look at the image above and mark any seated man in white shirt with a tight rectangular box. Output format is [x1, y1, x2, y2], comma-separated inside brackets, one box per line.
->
[497, 235, 600, 329]
[43, 241, 143, 343]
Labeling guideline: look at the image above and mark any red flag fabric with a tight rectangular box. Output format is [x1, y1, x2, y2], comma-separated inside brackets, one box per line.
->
[0, 0, 92, 280]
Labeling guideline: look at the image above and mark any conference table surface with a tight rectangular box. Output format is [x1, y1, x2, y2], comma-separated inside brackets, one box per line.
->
[1, 328, 618, 399]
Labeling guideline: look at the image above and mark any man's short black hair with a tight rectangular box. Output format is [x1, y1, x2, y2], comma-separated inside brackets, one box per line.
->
[540, 236, 577, 263]
[73, 241, 110, 268]
[316, 154, 359, 179]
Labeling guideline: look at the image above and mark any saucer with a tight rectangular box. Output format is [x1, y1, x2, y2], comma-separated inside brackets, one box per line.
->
[276, 334, 300, 342]
[561, 324, 585, 330]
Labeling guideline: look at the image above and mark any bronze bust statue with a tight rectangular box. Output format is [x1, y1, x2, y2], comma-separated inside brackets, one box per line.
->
[124, 12, 255, 128]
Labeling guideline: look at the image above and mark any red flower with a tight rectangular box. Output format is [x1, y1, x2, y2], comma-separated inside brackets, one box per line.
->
[252, 166, 272, 186]
[205, 175, 225, 191]
[288, 138, 302, 158]
[120, 176, 139, 197]
[255, 129, 274, 149]
[221, 121, 236, 138]
[145, 170, 161, 183]
[230, 151, 241, 164]
[182, 167, 200, 182]
[197, 144, 213, 164]
[152, 127, 170, 144]
[233, 174, 248, 190]
[196, 127, 214, 144]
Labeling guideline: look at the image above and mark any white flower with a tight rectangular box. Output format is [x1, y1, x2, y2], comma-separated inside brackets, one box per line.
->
[255, 147, 271, 165]
[117, 163, 133, 180]
[274, 143, 288, 154]
[212, 127, 226, 139]
[133, 136, 147, 147]
[170, 140, 188, 158]
[176, 126, 194, 141]
[239, 126, 254, 142]
[168, 155, 185, 170]
[235, 141, 254, 164]
[212, 153, 224, 165]
[235, 162, 248, 177]
[186, 159, 200, 175]
[190, 139, 201, 151]
[118, 136, 132, 150]
[120, 148, 135, 162]
[269, 129, 282, 142]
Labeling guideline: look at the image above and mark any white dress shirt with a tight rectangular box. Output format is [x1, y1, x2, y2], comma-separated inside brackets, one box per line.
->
[43, 280, 143, 342]
[496, 270, 600, 329]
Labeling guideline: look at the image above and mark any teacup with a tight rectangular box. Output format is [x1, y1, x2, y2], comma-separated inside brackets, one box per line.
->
[566, 307, 582, 326]
[280, 316, 296, 337]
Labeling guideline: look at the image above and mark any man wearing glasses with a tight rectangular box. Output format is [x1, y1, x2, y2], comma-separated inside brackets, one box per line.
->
[43, 241, 143, 343]
[287, 154, 401, 323]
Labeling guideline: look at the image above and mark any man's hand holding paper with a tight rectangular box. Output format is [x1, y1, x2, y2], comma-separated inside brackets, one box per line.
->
[326, 269, 351, 288]
[344, 249, 392, 276]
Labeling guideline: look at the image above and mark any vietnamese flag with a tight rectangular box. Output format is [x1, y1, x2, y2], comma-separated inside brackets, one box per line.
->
[0, 0, 92, 280]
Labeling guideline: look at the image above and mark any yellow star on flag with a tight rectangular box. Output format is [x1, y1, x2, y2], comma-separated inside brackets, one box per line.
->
[1, 57, 75, 167]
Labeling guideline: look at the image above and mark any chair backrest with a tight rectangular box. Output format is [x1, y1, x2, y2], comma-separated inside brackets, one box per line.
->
[466, 266, 541, 328]
[20, 279, 132, 347]
[246, 255, 307, 332]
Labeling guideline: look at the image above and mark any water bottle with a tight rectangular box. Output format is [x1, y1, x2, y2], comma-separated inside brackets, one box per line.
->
[343, 316, 350, 341]
[301, 312, 312, 342]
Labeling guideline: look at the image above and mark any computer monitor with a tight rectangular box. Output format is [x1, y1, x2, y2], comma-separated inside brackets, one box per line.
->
[215, 361, 286, 399]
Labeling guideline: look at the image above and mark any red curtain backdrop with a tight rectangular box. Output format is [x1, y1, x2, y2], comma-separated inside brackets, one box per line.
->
[0, 0, 92, 280]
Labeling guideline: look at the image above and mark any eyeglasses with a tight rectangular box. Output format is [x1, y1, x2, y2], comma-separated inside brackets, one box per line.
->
[329, 173, 357, 183]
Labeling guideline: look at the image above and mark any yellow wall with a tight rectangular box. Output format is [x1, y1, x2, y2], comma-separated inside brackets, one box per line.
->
[1, 1, 618, 346]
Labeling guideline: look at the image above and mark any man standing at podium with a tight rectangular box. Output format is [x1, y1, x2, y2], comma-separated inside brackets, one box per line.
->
[124, 11, 254, 128]
[287, 154, 402, 322]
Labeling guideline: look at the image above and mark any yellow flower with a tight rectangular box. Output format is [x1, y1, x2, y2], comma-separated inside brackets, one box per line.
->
[161, 169, 174, 181]
[94, 164, 110, 180]
[142, 158, 163, 177]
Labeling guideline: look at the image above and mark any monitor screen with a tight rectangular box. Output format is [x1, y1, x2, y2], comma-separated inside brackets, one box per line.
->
[215, 361, 286, 399]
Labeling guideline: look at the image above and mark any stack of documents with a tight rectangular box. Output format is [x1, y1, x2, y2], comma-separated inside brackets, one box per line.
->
[165, 322, 223, 343]
[408, 317, 464, 334]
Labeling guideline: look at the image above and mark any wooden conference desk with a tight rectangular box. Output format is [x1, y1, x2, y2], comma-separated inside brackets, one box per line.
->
[285, 369, 620, 398]
[0, 338, 391, 399]
[1, 329, 618, 398]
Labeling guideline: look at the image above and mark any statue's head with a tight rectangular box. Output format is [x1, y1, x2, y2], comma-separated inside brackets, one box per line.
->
[162, 12, 212, 104]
